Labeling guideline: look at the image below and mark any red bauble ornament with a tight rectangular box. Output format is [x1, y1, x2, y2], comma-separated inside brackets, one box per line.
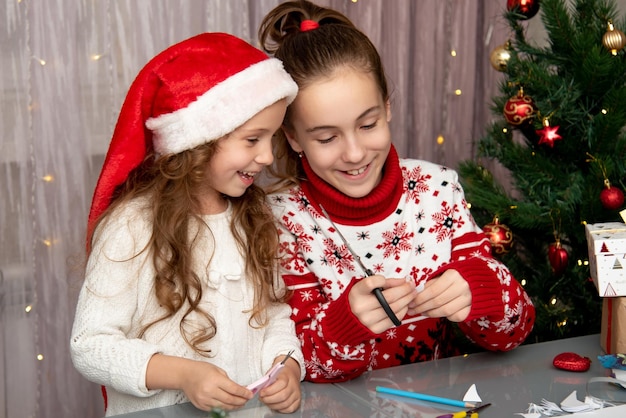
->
[536, 119, 562, 148]
[600, 184, 625, 210]
[507, 0, 540, 20]
[553, 352, 591, 372]
[503, 89, 537, 126]
[483, 216, 514, 254]
[548, 240, 568, 276]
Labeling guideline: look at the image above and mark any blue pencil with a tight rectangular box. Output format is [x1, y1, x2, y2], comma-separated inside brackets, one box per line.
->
[375, 386, 476, 409]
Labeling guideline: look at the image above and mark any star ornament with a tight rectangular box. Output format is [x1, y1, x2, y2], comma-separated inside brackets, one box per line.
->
[536, 118, 562, 148]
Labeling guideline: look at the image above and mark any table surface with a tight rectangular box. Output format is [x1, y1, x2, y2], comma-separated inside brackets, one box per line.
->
[335, 333, 624, 417]
[111, 333, 626, 417]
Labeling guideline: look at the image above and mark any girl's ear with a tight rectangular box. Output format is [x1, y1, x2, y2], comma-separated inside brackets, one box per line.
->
[282, 125, 303, 153]
[385, 99, 392, 123]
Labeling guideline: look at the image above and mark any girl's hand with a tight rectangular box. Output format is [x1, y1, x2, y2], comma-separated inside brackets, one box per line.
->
[407, 269, 471, 322]
[179, 361, 253, 411]
[348, 275, 415, 334]
[258, 356, 302, 413]
[146, 354, 253, 412]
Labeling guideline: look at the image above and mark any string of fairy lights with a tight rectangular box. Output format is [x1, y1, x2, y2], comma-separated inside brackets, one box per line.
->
[10, 2, 112, 412]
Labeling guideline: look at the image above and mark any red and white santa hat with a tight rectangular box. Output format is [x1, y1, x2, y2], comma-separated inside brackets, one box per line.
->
[87, 32, 297, 239]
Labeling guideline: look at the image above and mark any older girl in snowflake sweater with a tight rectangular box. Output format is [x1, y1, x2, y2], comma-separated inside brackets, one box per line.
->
[258, 0, 535, 383]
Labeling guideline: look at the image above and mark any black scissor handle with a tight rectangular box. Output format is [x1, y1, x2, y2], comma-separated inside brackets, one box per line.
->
[372, 287, 402, 326]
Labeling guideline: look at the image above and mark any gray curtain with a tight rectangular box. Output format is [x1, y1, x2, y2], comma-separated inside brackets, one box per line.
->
[0, 1, 516, 417]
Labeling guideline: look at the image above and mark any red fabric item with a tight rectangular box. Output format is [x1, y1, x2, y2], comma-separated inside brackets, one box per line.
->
[606, 298, 613, 353]
[299, 145, 404, 225]
[300, 19, 319, 31]
[101, 385, 107, 411]
[87, 33, 297, 246]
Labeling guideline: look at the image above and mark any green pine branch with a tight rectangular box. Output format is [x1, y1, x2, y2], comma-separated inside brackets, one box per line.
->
[460, 0, 626, 343]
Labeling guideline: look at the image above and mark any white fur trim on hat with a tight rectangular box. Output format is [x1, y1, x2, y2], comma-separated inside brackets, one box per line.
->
[146, 58, 297, 156]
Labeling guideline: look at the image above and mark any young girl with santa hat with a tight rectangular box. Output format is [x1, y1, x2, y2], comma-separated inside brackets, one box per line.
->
[70, 32, 303, 416]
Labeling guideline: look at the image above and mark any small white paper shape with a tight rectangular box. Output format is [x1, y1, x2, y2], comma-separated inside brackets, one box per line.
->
[463, 383, 482, 403]
[538, 399, 564, 415]
[560, 390, 598, 413]
[613, 368, 626, 388]
[515, 414, 541, 418]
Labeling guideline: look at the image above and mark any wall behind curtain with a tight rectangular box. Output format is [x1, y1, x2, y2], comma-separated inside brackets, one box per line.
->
[0, 1, 513, 417]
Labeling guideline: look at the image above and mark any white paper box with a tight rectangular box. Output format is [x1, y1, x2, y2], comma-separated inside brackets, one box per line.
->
[585, 222, 626, 297]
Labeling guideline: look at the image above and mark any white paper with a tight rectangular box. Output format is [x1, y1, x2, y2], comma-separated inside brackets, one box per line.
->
[560, 390, 603, 413]
[565, 403, 626, 417]
[463, 383, 482, 403]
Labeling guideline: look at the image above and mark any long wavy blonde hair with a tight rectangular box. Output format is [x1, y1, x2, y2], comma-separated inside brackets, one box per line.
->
[89, 140, 283, 356]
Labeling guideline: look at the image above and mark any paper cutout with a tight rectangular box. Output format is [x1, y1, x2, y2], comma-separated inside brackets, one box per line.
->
[567, 404, 626, 417]
[560, 390, 594, 413]
[521, 390, 603, 416]
[463, 383, 482, 403]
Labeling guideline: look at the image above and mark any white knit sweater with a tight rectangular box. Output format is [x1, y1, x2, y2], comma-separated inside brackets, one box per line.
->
[70, 199, 303, 416]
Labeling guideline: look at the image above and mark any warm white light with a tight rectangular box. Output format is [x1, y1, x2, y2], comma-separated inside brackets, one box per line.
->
[550, 298, 557, 305]
[454, 89, 462, 96]
[42, 174, 54, 182]
[37, 354, 44, 361]
[436, 135, 444, 145]
[42, 239, 52, 247]
[90, 54, 104, 61]
[602, 109, 608, 114]
[521, 279, 527, 286]
[25, 305, 32, 313]
[31, 56, 46, 66]
[503, 128, 508, 133]
[450, 50, 457, 57]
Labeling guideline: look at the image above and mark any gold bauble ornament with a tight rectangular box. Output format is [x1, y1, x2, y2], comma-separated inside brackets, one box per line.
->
[490, 42, 511, 71]
[603, 21, 626, 55]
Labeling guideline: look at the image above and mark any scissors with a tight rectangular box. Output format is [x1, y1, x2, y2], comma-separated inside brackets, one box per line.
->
[246, 350, 294, 394]
[319, 205, 402, 326]
[436, 403, 492, 418]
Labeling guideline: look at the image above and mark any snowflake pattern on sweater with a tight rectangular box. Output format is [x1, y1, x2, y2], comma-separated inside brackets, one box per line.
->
[268, 148, 535, 382]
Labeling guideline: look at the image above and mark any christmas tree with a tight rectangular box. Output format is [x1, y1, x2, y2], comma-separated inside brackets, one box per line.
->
[459, 0, 626, 343]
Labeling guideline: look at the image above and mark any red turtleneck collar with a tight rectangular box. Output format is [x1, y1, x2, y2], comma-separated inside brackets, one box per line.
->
[299, 145, 404, 225]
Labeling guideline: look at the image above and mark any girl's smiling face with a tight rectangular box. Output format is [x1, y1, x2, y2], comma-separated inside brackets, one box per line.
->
[284, 67, 392, 198]
[199, 99, 286, 214]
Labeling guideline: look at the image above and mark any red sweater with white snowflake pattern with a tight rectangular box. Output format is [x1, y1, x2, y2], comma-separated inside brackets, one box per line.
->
[268, 146, 535, 382]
